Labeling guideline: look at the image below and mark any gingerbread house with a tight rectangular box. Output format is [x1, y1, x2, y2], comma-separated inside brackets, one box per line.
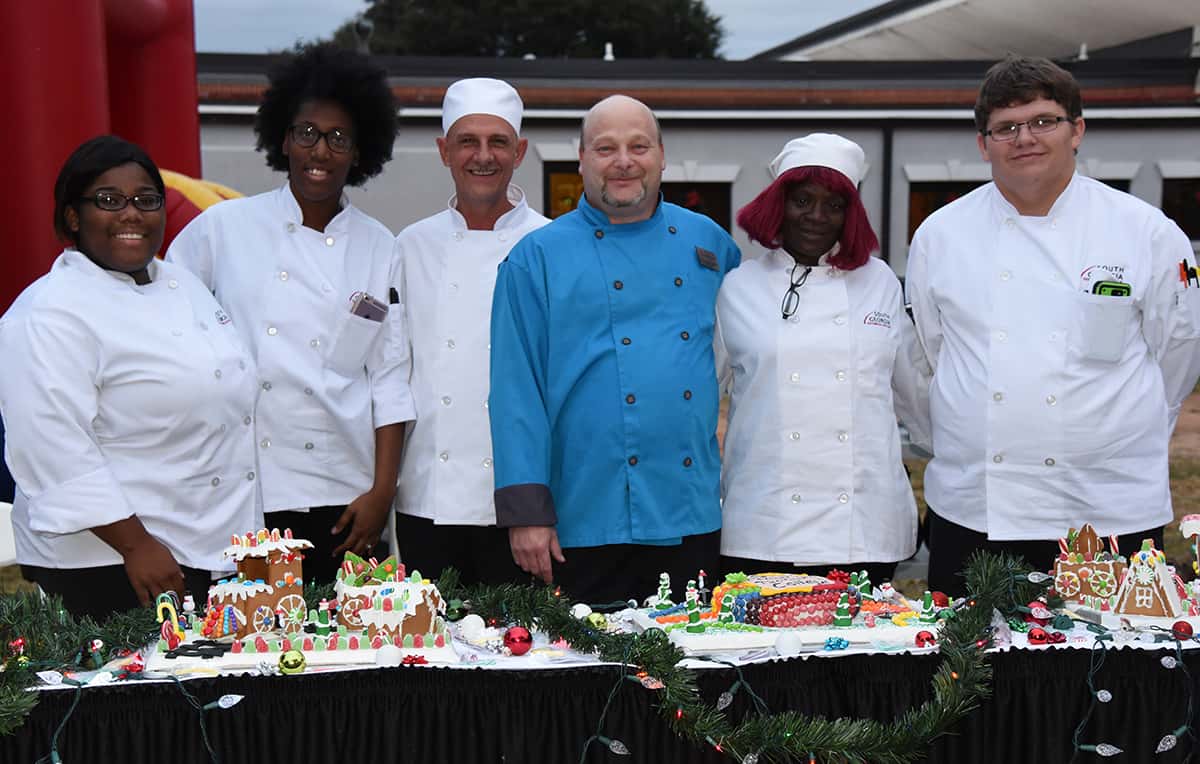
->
[1114, 540, 1183, 618]
[333, 553, 406, 629]
[205, 528, 312, 639]
[1053, 524, 1127, 608]
[358, 573, 446, 645]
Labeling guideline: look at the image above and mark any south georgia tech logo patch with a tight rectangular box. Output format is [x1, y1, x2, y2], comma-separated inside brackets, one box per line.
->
[863, 311, 892, 328]
[215, 309, 232, 325]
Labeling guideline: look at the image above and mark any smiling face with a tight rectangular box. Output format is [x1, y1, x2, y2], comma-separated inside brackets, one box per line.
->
[781, 180, 846, 263]
[437, 114, 527, 219]
[64, 162, 165, 283]
[977, 97, 1083, 211]
[284, 99, 357, 220]
[578, 96, 665, 224]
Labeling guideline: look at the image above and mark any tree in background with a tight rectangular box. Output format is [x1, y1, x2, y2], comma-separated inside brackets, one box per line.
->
[329, 0, 724, 59]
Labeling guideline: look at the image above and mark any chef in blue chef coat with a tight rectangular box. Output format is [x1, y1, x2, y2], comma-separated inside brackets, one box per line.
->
[489, 95, 741, 603]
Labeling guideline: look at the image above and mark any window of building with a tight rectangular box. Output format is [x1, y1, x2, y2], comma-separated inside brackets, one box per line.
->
[907, 181, 985, 243]
[661, 182, 732, 232]
[1163, 178, 1200, 241]
[543, 162, 583, 220]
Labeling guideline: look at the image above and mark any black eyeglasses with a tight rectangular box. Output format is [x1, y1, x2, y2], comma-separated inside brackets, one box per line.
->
[981, 116, 1073, 142]
[781, 263, 813, 320]
[289, 123, 355, 153]
[80, 191, 164, 212]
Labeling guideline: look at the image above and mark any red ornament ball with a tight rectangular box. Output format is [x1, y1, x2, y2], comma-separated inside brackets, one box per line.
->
[915, 630, 936, 647]
[1027, 627, 1049, 645]
[1172, 621, 1194, 639]
[503, 626, 533, 656]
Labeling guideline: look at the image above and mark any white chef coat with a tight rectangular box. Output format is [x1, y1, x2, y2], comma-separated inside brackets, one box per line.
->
[906, 173, 1200, 540]
[395, 186, 549, 525]
[0, 251, 260, 570]
[167, 185, 416, 513]
[715, 249, 930, 564]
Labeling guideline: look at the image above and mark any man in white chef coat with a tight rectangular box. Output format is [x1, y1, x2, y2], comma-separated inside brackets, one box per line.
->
[906, 55, 1200, 595]
[394, 78, 549, 586]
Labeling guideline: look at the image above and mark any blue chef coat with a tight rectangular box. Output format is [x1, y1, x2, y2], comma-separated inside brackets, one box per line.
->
[489, 195, 741, 548]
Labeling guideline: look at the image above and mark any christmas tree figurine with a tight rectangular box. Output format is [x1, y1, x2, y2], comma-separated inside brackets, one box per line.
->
[919, 590, 938, 623]
[848, 571, 860, 589]
[833, 593, 852, 627]
[857, 570, 874, 601]
[718, 591, 734, 623]
[685, 584, 705, 633]
[654, 572, 674, 610]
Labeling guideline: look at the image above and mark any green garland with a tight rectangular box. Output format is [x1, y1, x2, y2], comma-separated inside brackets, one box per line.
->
[439, 551, 1049, 763]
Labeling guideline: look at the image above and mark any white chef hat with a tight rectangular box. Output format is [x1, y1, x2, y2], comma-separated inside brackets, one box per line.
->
[441, 78, 523, 136]
[768, 133, 867, 186]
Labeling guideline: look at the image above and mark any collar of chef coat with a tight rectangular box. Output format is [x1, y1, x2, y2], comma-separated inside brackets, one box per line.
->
[60, 247, 162, 287]
[988, 171, 1081, 221]
[766, 244, 840, 274]
[576, 192, 666, 231]
[274, 182, 354, 234]
[444, 184, 531, 231]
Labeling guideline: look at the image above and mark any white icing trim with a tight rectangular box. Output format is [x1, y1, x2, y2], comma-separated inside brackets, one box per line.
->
[223, 537, 314, 561]
[209, 581, 274, 601]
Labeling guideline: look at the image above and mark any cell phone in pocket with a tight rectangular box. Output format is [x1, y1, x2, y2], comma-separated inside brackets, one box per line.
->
[1092, 281, 1131, 297]
[349, 291, 389, 322]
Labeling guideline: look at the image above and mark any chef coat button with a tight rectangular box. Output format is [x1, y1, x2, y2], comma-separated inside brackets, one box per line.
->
[613, 280, 623, 290]
[260, 438, 271, 448]
[1046, 394, 1057, 405]
[246, 471, 255, 481]
[1048, 332, 1059, 342]
[287, 223, 296, 233]
[668, 226, 677, 234]
[171, 328, 183, 337]
[837, 431, 848, 443]
[626, 394, 636, 404]
[449, 283, 459, 293]
[439, 451, 449, 463]
[1050, 220, 1058, 230]
[447, 339, 456, 349]
[280, 271, 289, 281]
[442, 396, 452, 406]
[199, 322, 208, 331]
[304, 387, 313, 396]
[214, 369, 222, 379]
[838, 493, 849, 504]
[683, 390, 692, 400]
[211, 477, 221, 487]
[834, 316, 845, 325]
[628, 456, 638, 466]
[789, 372, 801, 383]
[621, 337, 631, 345]
[1044, 457, 1056, 466]
[993, 454, 1003, 464]
[322, 284, 332, 293]
[1005, 219, 1015, 228]
[261, 381, 272, 391]
[996, 331, 1007, 342]
[791, 493, 802, 504]
[482, 457, 493, 469]
[680, 331, 690, 341]
[790, 432, 800, 441]
[238, 361, 246, 370]
[243, 415, 252, 425]
[835, 370, 847, 381]
[498, 233, 508, 242]
[305, 442, 314, 450]
[267, 326, 278, 336]
[310, 338, 320, 348]
[453, 232, 463, 241]
[218, 423, 227, 433]
[993, 392, 1003, 402]
[1000, 271, 1011, 281]
[168, 279, 178, 289]
[683, 457, 693, 467]
[483, 400, 489, 409]
[594, 230, 604, 239]
[674, 277, 683, 287]
[325, 236, 335, 246]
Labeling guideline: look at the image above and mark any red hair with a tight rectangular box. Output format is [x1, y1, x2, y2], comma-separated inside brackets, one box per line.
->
[736, 166, 878, 271]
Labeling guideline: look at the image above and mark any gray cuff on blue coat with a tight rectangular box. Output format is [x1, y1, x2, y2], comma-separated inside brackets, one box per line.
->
[494, 484, 557, 527]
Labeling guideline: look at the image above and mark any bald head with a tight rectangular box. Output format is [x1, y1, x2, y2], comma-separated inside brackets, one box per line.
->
[577, 95, 666, 224]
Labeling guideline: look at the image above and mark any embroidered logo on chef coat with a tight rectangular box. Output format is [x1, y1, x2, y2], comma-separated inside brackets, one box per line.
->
[1079, 264, 1126, 290]
[215, 309, 232, 325]
[863, 311, 891, 328]
[696, 247, 719, 271]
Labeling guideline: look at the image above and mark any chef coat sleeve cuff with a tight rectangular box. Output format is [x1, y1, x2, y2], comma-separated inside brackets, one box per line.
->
[26, 466, 135, 535]
[494, 484, 557, 528]
[371, 390, 417, 429]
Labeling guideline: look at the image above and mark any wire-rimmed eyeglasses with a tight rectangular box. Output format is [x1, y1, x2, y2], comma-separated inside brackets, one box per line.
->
[981, 115, 1073, 142]
[781, 263, 813, 320]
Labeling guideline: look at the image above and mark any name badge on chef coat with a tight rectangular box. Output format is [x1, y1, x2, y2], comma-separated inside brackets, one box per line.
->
[696, 247, 719, 271]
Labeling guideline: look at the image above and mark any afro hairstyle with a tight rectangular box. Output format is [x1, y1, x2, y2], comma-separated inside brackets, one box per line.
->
[254, 43, 396, 187]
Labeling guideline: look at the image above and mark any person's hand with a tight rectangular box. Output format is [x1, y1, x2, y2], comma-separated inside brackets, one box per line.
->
[509, 526, 565, 583]
[122, 536, 185, 607]
[332, 488, 393, 557]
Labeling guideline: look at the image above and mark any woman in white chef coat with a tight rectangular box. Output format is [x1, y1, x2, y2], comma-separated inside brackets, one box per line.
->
[716, 134, 930, 585]
[168, 44, 415, 583]
[0, 136, 260, 620]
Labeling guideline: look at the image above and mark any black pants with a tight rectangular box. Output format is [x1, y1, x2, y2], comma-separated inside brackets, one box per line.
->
[265, 505, 389, 586]
[394, 513, 530, 587]
[21, 564, 213, 622]
[925, 508, 1164, 597]
[551, 530, 721, 607]
[719, 555, 898, 589]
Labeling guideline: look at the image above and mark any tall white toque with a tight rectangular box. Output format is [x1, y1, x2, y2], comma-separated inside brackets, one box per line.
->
[441, 78, 524, 135]
[768, 133, 868, 186]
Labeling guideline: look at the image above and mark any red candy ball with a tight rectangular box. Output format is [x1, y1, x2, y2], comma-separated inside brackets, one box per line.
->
[1172, 621, 1194, 639]
[503, 626, 533, 656]
[1027, 627, 1049, 645]
[915, 630, 936, 647]
[931, 591, 949, 608]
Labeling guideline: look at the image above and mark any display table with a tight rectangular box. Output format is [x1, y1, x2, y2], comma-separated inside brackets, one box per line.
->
[3, 645, 1196, 763]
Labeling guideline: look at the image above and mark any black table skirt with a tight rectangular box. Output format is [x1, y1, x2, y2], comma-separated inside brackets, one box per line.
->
[3, 647, 1196, 763]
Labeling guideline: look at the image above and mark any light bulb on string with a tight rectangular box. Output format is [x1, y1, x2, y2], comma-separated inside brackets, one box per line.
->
[1156, 726, 1188, 753]
[1079, 743, 1124, 756]
[1095, 689, 1112, 703]
[1026, 571, 1052, 584]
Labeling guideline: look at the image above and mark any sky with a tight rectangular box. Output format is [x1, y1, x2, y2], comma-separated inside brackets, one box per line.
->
[194, 0, 888, 60]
